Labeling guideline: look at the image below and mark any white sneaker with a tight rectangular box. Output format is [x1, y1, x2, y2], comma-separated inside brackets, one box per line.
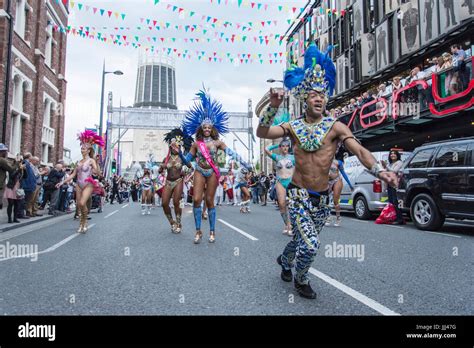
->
[141, 210, 146, 215]
[334, 217, 341, 227]
[325, 217, 332, 226]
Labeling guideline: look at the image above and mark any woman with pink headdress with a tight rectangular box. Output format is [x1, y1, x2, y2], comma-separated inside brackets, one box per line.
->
[62, 130, 104, 233]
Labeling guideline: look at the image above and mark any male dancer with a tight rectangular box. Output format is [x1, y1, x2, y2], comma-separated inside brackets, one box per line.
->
[257, 44, 398, 299]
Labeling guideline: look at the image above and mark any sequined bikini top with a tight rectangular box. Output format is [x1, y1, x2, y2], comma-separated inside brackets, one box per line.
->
[167, 155, 183, 170]
[289, 116, 337, 152]
[276, 156, 295, 170]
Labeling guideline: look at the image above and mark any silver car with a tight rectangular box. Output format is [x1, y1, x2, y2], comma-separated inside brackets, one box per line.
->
[336, 151, 412, 220]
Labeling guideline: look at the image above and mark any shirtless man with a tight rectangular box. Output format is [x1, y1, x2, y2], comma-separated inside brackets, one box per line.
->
[257, 88, 398, 299]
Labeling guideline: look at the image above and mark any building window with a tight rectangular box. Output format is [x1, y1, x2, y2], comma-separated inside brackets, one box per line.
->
[14, 0, 27, 39]
[45, 14, 54, 67]
[42, 144, 49, 164]
[10, 76, 24, 155]
[43, 99, 52, 127]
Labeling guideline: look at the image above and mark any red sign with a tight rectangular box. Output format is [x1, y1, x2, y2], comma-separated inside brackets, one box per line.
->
[347, 72, 473, 129]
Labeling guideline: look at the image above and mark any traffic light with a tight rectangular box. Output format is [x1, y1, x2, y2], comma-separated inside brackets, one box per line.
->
[111, 160, 117, 174]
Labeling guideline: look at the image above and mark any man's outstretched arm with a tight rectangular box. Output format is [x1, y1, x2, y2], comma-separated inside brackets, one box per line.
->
[334, 122, 398, 188]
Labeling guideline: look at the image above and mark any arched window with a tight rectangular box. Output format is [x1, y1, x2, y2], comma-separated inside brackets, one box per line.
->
[12, 75, 23, 110]
[10, 75, 23, 155]
[14, 0, 27, 39]
[41, 95, 57, 164]
[45, 13, 54, 67]
[10, 72, 32, 156]
[43, 99, 51, 127]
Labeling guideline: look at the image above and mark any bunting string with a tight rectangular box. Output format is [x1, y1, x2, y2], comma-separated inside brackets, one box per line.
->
[61, 24, 286, 46]
[58, 0, 347, 33]
[52, 22, 286, 65]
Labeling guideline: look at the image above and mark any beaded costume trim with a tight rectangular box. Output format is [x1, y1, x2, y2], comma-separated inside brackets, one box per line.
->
[289, 117, 336, 152]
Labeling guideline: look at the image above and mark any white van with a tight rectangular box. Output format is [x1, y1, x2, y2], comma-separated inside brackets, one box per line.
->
[337, 151, 412, 219]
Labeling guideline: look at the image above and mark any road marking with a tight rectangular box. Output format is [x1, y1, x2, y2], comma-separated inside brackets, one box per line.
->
[0, 224, 96, 262]
[350, 219, 368, 223]
[386, 225, 404, 229]
[218, 219, 258, 241]
[122, 204, 129, 209]
[104, 210, 119, 219]
[0, 214, 72, 242]
[309, 268, 400, 316]
[424, 231, 461, 238]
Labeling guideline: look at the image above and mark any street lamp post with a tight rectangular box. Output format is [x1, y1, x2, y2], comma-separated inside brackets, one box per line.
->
[266, 79, 284, 84]
[99, 62, 123, 164]
[99, 61, 123, 141]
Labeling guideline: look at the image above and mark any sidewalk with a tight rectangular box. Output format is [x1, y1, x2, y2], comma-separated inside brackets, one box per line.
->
[0, 199, 72, 233]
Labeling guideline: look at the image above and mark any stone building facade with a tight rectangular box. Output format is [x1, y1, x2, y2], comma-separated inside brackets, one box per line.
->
[0, 0, 68, 164]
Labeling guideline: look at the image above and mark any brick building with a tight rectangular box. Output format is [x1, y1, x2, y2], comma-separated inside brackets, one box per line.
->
[0, 0, 68, 164]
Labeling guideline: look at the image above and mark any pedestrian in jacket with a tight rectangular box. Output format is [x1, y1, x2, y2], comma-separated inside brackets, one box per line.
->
[0, 143, 14, 210]
[4, 159, 26, 223]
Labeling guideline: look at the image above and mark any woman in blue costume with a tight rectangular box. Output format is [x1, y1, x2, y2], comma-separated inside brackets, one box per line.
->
[264, 137, 295, 235]
[172, 89, 251, 244]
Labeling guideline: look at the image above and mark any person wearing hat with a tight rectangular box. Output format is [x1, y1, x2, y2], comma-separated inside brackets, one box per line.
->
[0, 144, 14, 210]
[159, 128, 193, 233]
[257, 44, 398, 299]
[174, 89, 252, 244]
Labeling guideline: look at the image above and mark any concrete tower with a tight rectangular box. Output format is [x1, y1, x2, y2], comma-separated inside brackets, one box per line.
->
[134, 52, 177, 109]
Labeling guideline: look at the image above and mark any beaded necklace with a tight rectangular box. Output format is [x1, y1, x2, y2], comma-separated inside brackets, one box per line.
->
[289, 116, 336, 152]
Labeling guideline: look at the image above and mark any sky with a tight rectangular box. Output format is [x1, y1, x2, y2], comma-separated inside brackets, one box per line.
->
[64, 0, 308, 162]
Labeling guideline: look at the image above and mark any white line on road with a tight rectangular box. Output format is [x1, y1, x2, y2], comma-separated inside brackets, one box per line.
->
[218, 219, 258, 241]
[386, 225, 404, 229]
[350, 219, 368, 223]
[122, 204, 129, 209]
[423, 231, 461, 238]
[0, 224, 96, 262]
[104, 210, 119, 219]
[309, 268, 400, 316]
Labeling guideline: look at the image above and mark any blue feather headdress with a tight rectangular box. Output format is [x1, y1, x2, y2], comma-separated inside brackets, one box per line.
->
[182, 89, 229, 137]
[284, 44, 336, 100]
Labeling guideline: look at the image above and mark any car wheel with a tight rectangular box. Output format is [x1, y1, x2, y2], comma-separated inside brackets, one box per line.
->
[410, 193, 445, 231]
[354, 196, 371, 220]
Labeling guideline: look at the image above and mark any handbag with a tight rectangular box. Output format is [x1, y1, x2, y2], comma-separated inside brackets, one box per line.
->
[16, 188, 25, 198]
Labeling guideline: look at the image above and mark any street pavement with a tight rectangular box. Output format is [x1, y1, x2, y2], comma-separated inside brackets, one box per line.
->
[0, 200, 472, 316]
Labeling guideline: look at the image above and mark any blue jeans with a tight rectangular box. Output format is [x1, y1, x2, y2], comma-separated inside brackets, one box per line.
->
[387, 187, 403, 222]
[251, 187, 259, 203]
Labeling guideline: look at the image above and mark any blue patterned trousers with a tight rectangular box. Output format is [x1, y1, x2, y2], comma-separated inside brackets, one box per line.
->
[281, 187, 330, 285]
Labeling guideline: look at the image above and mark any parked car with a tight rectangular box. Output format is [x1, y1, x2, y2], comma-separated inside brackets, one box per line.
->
[338, 151, 412, 219]
[398, 137, 474, 231]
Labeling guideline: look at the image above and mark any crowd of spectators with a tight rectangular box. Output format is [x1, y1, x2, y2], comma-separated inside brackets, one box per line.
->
[0, 149, 112, 223]
[328, 44, 472, 125]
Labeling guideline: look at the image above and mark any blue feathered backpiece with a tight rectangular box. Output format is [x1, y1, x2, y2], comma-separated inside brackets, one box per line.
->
[182, 89, 229, 137]
[284, 43, 336, 98]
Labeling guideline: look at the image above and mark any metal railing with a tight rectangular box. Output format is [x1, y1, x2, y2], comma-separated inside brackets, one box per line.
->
[335, 57, 473, 134]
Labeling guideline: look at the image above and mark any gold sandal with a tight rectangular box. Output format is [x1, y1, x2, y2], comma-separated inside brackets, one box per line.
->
[194, 231, 203, 244]
[209, 232, 215, 243]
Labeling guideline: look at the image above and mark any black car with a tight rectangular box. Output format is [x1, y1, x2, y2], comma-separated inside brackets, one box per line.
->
[398, 137, 474, 231]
